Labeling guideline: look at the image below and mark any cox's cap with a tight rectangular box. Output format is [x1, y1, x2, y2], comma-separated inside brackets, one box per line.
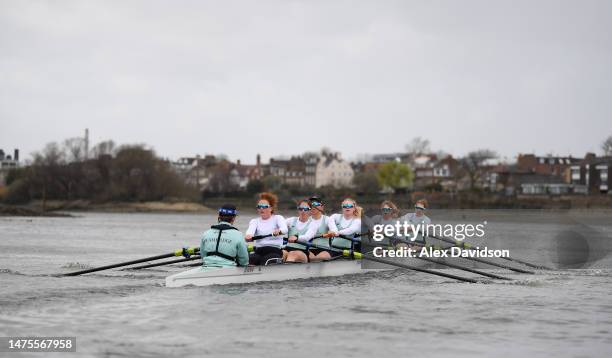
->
[219, 204, 238, 216]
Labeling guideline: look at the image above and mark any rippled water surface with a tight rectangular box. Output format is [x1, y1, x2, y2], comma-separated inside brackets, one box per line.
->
[1, 211, 611, 357]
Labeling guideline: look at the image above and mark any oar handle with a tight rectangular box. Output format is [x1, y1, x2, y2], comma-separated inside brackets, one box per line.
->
[304, 242, 362, 259]
[251, 234, 286, 241]
[337, 234, 361, 241]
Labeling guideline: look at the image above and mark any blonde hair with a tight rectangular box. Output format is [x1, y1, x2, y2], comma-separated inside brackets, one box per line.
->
[342, 198, 363, 218]
[381, 200, 400, 218]
[258, 192, 278, 212]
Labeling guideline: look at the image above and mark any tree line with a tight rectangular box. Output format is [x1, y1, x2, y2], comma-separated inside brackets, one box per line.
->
[2, 139, 194, 208]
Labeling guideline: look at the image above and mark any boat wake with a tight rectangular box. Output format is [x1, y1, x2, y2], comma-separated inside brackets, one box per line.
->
[61, 262, 95, 269]
[0, 268, 27, 276]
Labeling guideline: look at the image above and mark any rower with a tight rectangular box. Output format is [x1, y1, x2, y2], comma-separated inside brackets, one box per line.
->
[365, 200, 401, 246]
[307, 196, 333, 262]
[400, 199, 431, 244]
[200, 204, 249, 267]
[245, 192, 288, 265]
[325, 198, 362, 256]
[283, 200, 318, 263]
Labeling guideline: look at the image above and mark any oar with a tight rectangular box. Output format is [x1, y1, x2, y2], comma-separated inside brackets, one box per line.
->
[360, 254, 478, 283]
[361, 242, 511, 280]
[251, 234, 276, 240]
[400, 238, 534, 274]
[428, 235, 545, 271]
[127, 255, 202, 270]
[129, 235, 278, 270]
[310, 240, 479, 283]
[60, 247, 199, 276]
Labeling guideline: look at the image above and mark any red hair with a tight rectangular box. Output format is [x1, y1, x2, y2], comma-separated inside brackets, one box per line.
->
[259, 192, 278, 211]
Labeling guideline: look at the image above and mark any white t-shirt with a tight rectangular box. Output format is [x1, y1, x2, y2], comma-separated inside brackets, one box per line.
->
[400, 212, 431, 241]
[286, 216, 318, 244]
[246, 215, 288, 248]
[401, 212, 431, 226]
[327, 213, 361, 236]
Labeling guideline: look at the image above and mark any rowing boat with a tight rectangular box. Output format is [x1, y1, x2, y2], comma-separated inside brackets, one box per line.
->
[165, 258, 414, 287]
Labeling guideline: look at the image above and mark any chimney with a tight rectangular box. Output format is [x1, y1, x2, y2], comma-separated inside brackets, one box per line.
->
[84, 128, 89, 160]
[256, 154, 261, 166]
[14, 149, 19, 162]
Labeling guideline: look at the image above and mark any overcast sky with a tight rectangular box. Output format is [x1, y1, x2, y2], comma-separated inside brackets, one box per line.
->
[1, 0, 611, 164]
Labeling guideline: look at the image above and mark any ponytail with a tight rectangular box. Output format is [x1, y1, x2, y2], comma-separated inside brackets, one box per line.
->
[355, 205, 363, 218]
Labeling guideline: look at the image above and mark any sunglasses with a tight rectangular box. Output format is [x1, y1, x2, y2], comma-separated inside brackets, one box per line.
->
[297, 206, 311, 212]
[342, 204, 355, 209]
[256, 204, 271, 209]
[382, 207, 393, 212]
[311, 201, 323, 207]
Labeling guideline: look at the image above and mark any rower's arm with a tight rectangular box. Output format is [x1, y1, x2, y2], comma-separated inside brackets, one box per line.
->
[276, 215, 288, 235]
[327, 214, 339, 233]
[298, 221, 318, 243]
[338, 218, 361, 236]
[245, 219, 258, 237]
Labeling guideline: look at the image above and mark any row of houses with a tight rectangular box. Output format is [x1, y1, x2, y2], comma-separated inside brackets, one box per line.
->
[170, 150, 471, 194]
[171, 150, 612, 196]
[171, 150, 355, 192]
[355, 152, 463, 191]
[489, 154, 612, 195]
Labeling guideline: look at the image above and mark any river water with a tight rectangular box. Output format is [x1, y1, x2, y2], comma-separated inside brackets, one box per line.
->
[1, 211, 611, 357]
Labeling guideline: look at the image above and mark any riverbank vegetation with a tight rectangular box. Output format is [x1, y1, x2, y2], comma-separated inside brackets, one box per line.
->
[1, 140, 197, 210]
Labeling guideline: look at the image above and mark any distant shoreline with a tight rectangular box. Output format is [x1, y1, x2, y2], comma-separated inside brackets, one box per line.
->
[1, 194, 611, 217]
[0, 200, 215, 217]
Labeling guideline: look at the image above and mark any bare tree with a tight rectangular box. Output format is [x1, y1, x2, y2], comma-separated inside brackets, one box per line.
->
[460, 149, 498, 191]
[405, 137, 431, 155]
[91, 140, 116, 158]
[31, 142, 66, 211]
[206, 161, 235, 194]
[63, 137, 86, 163]
[33, 142, 65, 166]
[602, 136, 612, 156]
